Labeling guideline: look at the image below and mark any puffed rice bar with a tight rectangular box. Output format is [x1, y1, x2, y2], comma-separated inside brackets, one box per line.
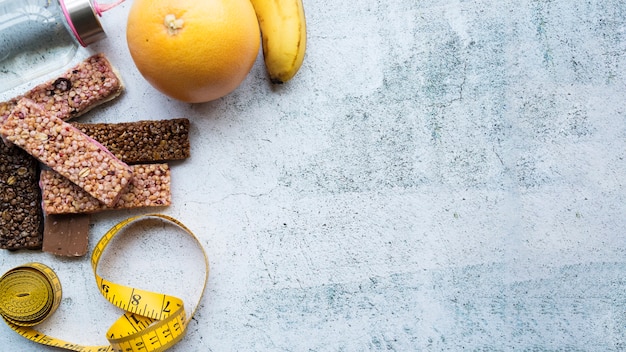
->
[0, 98, 133, 206]
[71, 118, 191, 164]
[0, 53, 123, 123]
[40, 164, 171, 214]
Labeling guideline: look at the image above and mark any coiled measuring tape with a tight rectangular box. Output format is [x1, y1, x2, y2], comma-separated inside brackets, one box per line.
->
[0, 213, 209, 352]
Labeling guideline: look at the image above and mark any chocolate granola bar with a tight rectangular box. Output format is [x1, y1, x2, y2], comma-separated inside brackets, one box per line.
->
[0, 142, 42, 250]
[72, 118, 190, 164]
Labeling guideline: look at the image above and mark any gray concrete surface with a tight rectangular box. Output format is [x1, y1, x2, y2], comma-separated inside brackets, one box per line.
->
[1, 0, 626, 350]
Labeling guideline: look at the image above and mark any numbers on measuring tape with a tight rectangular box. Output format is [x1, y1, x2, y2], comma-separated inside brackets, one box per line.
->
[149, 334, 160, 346]
[131, 294, 142, 305]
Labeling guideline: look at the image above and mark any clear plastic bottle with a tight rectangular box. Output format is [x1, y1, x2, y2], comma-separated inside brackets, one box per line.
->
[0, 0, 123, 93]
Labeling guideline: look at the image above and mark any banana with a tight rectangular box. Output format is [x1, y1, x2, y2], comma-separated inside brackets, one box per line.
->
[249, 0, 307, 84]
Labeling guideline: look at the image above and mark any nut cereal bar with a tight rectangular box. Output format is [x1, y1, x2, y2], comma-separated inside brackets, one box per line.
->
[40, 164, 171, 214]
[0, 53, 123, 123]
[1, 98, 133, 206]
[72, 118, 191, 164]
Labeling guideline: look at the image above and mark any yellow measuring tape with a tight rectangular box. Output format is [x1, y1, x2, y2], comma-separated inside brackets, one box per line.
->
[0, 213, 209, 352]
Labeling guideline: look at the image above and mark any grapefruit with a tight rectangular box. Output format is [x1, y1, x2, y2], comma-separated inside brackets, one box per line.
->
[126, 0, 260, 103]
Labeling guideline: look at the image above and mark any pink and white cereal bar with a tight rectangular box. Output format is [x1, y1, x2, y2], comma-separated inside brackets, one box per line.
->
[0, 98, 132, 206]
[0, 53, 123, 123]
[40, 164, 171, 214]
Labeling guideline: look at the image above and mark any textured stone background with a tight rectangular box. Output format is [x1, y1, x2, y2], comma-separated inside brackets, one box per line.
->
[1, 0, 626, 350]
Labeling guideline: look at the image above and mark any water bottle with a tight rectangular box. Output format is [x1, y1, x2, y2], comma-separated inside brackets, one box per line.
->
[0, 0, 123, 92]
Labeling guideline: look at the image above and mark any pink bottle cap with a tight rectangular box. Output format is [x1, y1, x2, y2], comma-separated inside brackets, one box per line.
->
[58, 0, 125, 47]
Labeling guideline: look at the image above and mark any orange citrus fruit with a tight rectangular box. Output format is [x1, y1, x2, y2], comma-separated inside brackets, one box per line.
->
[126, 0, 260, 103]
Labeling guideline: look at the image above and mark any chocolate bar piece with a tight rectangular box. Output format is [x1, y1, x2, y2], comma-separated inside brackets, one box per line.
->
[42, 214, 90, 257]
[0, 53, 123, 123]
[41, 164, 171, 214]
[0, 142, 42, 250]
[72, 118, 190, 164]
[1, 98, 133, 206]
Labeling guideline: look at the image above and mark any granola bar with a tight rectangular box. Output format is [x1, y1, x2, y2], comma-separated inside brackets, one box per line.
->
[0, 53, 123, 123]
[0, 142, 43, 250]
[1, 98, 133, 206]
[40, 164, 171, 214]
[72, 118, 190, 164]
